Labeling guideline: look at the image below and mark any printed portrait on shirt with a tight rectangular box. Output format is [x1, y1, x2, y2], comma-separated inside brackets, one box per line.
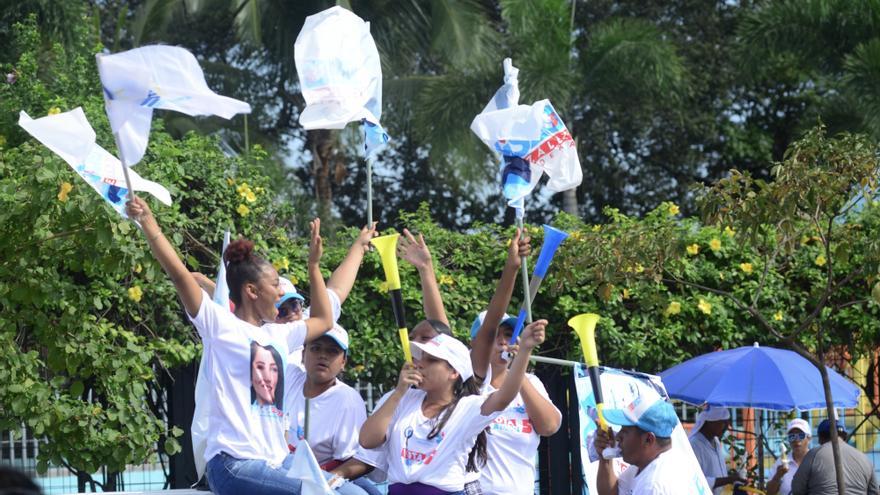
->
[250, 341, 285, 414]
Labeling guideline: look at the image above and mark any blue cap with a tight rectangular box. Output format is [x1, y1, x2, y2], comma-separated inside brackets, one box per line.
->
[817, 419, 846, 436]
[469, 310, 512, 339]
[276, 277, 305, 308]
[603, 397, 679, 438]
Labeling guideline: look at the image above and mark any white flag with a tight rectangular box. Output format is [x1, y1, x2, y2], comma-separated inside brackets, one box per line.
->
[295, 6, 388, 150]
[289, 440, 334, 495]
[96, 45, 251, 166]
[18, 108, 172, 218]
[471, 60, 582, 208]
[192, 230, 231, 479]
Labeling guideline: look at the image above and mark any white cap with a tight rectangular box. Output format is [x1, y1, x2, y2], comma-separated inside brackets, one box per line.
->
[410, 334, 473, 381]
[690, 406, 731, 439]
[787, 418, 811, 436]
[277, 277, 305, 307]
[324, 323, 349, 352]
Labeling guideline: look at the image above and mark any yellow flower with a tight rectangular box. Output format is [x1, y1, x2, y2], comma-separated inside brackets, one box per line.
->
[634, 263, 645, 273]
[739, 262, 753, 274]
[724, 226, 735, 237]
[127, 286, 143, 302]
[57, 182, 73, 201]
[236, 204, 250, 217]
[134, 263, 143, 274]
[571, 231, 583, 241]
[592, 225, 601, 232]
[814, 254, 826, 267]
[245, 190, 257, 203]
[273, 257, 290, 271]
[226, 177, 235, 186]
[719, 272, 725, 280]
[687, 244, 700, 255]
[438, 274, 454, 286]
[697, 298, 712, 315]
[709, 238, 722, 252]
[622, 288, 630, 300]
[668, 203, 680, 216]
[47, 107, 61, 115]
[774, 311, 783, 321]
[378, 281, 389, 294]
[664, 301, 681, 317]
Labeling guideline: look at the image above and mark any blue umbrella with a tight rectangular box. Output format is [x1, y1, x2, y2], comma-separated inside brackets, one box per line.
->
[659, 343, 860, 410]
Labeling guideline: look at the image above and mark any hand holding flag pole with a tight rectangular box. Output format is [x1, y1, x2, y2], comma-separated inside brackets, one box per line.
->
[371, 233, 411, 363]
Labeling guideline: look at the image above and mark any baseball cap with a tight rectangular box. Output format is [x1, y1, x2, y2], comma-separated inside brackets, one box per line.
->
[787, 418, 811, 436]
[410, 334, 474, 381]
[276, 277, 305, 307]
[469, 310, 512, 339]
[321, 323, 349, 353]
[817, 419, 846, 436]
[603, 396, 679, 438]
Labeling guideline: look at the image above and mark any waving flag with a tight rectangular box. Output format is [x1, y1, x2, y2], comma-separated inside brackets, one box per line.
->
[471, 60, 582, 208]
[290, 440, 334, 495]
[96, 45, 251, 166]
[18, 108, 171, 218]
[295, 6, 389, 154]
[192, 231, 231, 479]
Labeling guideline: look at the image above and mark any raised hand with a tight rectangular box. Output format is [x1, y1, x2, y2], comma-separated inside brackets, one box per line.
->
[308, 218, 323, 265]
[396, 362, 422, 392]
[125, 195, 154, 226]
[594, 427, 616, 451]
[355, 222, 378, 254]
[519, 319, 547, 351]
[506, 228, 532, 268]
[398, 228, 432, 271]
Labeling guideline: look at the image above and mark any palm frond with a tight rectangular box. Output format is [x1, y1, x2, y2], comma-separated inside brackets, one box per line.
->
[843, 38, 880, 136]
[582, 18, 688, 110]
[130, 0, 181, 46]
[429, 0, 501, 69]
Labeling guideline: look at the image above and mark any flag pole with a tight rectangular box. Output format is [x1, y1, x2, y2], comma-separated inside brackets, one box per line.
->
[515, 207, 533, 326]
[112, 132, 136, 201]
[366, 154, 373, 227]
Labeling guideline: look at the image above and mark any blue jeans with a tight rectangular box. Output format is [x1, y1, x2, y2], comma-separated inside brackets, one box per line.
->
[352, 476, 383, 495]
[207, 452, 368, 495]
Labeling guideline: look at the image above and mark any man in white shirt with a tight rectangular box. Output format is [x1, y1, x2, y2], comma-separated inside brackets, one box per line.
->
[689, 407, 746, 494]
[595, 396, 708, 494]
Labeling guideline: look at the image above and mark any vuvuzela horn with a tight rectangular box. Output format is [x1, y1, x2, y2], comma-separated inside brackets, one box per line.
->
[371, 233, 412, 363]
[569, 313, 606, 430]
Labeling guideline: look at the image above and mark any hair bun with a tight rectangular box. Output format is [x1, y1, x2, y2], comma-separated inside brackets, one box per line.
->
[224, 238, 255, 264]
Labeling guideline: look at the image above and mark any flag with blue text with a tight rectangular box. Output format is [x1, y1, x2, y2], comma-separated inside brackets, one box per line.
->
[96, 45, 251, 166]
[18, 108, 172, 218]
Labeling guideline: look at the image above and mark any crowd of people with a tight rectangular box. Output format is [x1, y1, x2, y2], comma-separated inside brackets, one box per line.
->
[1, 194, 876, 495]
[125, 195, 562, 495]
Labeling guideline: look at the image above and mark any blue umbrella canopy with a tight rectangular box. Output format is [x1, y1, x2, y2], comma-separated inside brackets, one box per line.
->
[659, 343, 861, 410]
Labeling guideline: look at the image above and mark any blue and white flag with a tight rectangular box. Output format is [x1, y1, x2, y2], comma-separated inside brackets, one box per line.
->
[18, 108, 172, 218]
[471, 60, 583, 208]
[295, 6, 389, 154]
[573, 365, 712, 494]
[96, 45, 251, 166]
[290, 440, 334, 495]
[192, 231, 231, 479]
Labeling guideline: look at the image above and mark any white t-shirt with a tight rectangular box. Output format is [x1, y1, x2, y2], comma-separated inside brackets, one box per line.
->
[617, 449, 708, 494]
[284, 365, 366, 465]
[289, 288, 342, 367]
[377, 388, 501, 492]
[770, 457, 799, 495]
[689, 432, 728, 495]
[480, 373, 559, 495]
[189, 290, 307, 467]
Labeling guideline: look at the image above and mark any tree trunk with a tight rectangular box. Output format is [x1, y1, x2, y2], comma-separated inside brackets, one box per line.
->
[562, 188, 578, 216]
[819, 366, 846, 495]
[788, 338, 845, 495]
[309, 129, 336, 220]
